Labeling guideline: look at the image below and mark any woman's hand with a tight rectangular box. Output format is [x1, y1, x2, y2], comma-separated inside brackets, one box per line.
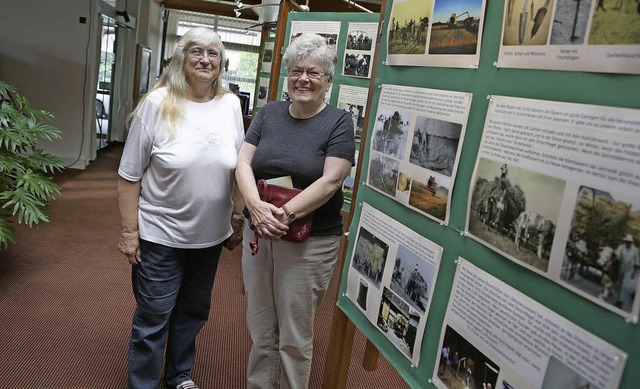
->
[248, 200, 289, 240]
[119, 228, 141, 265]
[223, 216, 244, 250]
[117, 177, 142, 265]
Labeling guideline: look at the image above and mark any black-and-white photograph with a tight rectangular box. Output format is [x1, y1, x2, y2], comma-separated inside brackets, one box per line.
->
[344, 53, 371, 77]
[258, 86, 267, 100]
[437, 326, 500, 389]
[541, 355, 601, 389]
[550, 0, 592, 45]
[347, 30, 373, 51]
[372, 108, 411, 160]
[318, 33, 338, 47]
[562, 185, 640, 313]
[292, 32, 338, 48]
[390, 245, 436, 314]
[338, 102, 365, 140]
[410, 116, 462, 177]
[351, 226, 390, 288]
[357, 277, 369, 311]
[262, 48, 273, 63]
[377, 287, 420, 359]
[368, 154, 399, 197]
[468, 158, 566, 272]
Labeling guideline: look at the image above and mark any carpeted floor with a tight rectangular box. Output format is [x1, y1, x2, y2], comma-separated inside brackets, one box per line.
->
[0, 142, 410, 389]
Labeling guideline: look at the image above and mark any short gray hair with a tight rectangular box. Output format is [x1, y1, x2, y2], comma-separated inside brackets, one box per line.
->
[282, 33, 337, 78]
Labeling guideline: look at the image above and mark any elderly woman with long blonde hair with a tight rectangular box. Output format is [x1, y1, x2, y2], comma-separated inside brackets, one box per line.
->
[117, 27, 245, 389]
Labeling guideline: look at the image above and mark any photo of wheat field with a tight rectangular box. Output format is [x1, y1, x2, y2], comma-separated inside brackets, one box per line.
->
[429, 0, 482, 54]
[589, 0, 640, 44]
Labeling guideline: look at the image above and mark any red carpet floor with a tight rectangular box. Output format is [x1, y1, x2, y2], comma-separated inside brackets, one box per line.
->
[0, 143, 410, 389]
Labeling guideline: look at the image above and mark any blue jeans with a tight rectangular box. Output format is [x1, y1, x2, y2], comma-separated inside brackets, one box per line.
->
[128, 239, 222, 389]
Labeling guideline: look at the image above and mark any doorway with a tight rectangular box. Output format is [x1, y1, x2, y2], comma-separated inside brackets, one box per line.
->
[96, 14, 118, 150]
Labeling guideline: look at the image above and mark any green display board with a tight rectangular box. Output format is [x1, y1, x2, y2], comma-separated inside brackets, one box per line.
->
[322, 1, 640, 388]
[253, 30, 276, 116]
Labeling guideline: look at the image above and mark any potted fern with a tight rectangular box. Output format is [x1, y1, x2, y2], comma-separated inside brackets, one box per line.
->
[0, 81, 64, 249]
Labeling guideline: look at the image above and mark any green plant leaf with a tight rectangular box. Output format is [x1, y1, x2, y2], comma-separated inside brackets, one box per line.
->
[0, 187, 49, 227]
[0, 216, 16, 250]
[0, 81, 64, 249]
[16, 169, 61, 200]
[0, 151, 27, 176]
[25, 149, 64, 174]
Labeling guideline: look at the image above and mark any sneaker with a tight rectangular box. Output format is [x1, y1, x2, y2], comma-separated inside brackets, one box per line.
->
[175, 379, 199, 389]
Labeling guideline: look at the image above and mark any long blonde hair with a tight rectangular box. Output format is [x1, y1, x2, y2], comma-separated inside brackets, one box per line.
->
[128, 27, 229, 130]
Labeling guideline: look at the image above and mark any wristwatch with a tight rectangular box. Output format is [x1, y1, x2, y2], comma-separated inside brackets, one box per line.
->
[282, 204, 297, 222]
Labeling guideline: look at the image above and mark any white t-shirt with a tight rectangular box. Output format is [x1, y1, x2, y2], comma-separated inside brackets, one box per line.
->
[118, 87, 244, 249]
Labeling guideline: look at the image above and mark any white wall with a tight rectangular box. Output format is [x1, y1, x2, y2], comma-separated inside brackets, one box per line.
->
[0, 0, 162, 168]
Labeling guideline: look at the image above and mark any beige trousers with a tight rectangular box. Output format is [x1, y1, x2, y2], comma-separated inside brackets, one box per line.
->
[242, 225, 340, 389]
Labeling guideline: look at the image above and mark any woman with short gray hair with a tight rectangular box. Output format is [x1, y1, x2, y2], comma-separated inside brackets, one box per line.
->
[236, 33, 355, 388]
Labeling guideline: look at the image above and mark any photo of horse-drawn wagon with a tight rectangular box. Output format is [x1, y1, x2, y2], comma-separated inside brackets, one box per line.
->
[467, 158, 566, 272]
[561, 185, 640, 313]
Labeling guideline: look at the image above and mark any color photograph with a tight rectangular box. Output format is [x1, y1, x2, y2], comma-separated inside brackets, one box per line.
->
[388, 0, 432, 54]
[429, 0, 482, 54]
[589, 0, 640, 44]
[437, 326, 500, 389]
[502, 0, 555, 45]
[409, 174, 449, 221]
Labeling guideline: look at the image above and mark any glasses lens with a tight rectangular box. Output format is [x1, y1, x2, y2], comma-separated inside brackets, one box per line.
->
[189, 48, 203, 58]
[289, 69, 324, 79]
[189, 48, 219, 60]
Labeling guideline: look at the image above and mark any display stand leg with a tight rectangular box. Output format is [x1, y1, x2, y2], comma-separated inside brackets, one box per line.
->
[363, 339, 379, 371]
[322, 307, 356, 389]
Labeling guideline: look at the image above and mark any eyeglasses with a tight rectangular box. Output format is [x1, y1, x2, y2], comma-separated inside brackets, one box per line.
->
[287, 68, 326, 80]
[187, 48, 220, 60]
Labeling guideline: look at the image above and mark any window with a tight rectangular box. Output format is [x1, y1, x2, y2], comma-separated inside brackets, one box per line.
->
[174, 12, 262, 113]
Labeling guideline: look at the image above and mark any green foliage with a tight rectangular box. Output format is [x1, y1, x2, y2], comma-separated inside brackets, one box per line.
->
[0, 81, 64, 249]
[237, 52, 259, 79]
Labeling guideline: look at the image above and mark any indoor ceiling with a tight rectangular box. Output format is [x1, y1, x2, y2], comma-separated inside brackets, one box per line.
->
[158, 0, 382, 21]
